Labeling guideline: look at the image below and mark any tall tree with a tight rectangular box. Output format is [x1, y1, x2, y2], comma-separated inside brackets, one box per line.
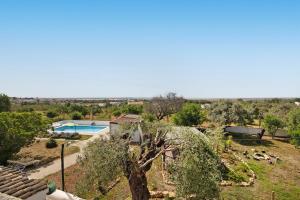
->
[0, 93, 11, 112]
[0, 112, 47, 164]
[146, 92, 184, 120]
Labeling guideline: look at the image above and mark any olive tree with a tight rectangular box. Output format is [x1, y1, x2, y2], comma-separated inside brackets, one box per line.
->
[77, 123, 222, 200]
[171, 130, 221, 199]
[77, 122, 172, 200]
[208, 101, 251, 126]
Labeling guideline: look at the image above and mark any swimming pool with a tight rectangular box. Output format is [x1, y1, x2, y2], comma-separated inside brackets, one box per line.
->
[54, 125, 108, 134]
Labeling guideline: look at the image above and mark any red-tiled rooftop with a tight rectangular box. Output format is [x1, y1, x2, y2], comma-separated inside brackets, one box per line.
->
[0, 166, 47, 200]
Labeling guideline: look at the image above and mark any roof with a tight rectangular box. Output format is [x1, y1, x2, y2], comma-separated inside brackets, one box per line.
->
[0, 192, 21, 200]
[112, 114, 142, 123]
[0, 166, 47, 200]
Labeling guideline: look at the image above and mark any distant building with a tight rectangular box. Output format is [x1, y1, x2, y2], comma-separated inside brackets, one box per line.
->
[295, 102, 300, 106]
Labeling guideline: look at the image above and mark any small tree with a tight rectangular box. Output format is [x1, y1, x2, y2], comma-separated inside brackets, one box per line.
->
[263, 115, 284, 139]
[0, 93, 11, 112]
[172, 103, 205, 126]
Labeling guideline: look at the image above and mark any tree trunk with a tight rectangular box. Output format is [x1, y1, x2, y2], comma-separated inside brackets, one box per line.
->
[128, 167, 150, 200]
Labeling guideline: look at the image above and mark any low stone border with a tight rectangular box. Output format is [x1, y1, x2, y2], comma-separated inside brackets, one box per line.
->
[220, 152, 256, 187]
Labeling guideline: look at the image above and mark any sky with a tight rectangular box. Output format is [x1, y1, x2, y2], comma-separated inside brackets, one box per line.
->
[0, 0, 299, 98]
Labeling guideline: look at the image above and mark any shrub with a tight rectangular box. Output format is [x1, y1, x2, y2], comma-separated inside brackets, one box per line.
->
[227, 171, 247, 183]
[71, 112, 82, 120]
[46, 138, 58, 148]
[46, 110, 58, 118]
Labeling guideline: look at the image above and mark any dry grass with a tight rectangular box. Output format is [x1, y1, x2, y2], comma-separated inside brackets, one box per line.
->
[45, 164, 84, 193]
[14, 140, 80, 165]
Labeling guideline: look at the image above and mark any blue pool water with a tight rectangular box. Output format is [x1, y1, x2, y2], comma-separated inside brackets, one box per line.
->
[54, 125, 107, 134]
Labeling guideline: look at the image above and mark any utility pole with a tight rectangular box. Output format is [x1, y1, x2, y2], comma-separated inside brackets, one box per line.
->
[61, 144, 65, 191]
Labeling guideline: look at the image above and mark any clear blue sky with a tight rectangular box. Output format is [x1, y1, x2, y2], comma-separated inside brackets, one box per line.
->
[0, 0, 299, 98]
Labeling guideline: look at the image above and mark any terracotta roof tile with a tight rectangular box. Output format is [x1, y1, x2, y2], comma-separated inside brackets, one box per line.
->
[0, 166, 47, 200]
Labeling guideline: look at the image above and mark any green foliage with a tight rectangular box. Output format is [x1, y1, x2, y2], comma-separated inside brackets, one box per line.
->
[0, 93, 11, 112]
[71, 111, 82, 120]
[288, 109, 300, 147]
[227, 171, 247, 183]
[46, 138, 58, 148]
[206, 128, 225, 153]
[229, 103, 251, 125]
[76, 138, 127, 198]
[263, 115, 284, 138]
[208, 101, 251, 125]
[172, 130, 221, 199]
[142, 113, 156, 122]
[172, 103, 204, 126]
[225, 136, 233, 150]
[112, 104, 143, 117]
[46, 110, 58, 118]
[0, 112, 47, 164]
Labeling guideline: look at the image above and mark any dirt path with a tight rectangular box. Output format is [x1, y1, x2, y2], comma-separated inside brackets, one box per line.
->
[28, 127, 110, 179]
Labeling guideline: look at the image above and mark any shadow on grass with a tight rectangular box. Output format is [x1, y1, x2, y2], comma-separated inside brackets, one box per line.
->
[227, 132, 275, 147]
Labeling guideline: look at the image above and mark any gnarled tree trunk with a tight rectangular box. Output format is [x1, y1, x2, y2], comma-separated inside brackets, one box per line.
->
[124, 160, 150, 200]
[128, 168, 150, 200]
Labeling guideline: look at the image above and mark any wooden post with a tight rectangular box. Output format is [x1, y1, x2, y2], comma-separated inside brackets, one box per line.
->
[61, 144, 65, 191]
[271, 191, 275, 200]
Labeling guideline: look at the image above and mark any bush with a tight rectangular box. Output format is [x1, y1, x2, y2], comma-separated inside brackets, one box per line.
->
[227, 171, 247, 183]
[71, 112, 82, 120]
[46, 138, 58, 148]
[46, 110, 58, 118]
